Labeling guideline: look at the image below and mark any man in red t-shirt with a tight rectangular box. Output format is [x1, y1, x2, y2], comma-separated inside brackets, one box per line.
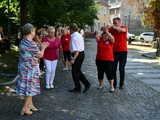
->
[109, 17, 128, 89]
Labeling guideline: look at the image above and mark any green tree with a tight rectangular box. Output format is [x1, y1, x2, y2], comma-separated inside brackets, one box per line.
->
[0, 0, 19, 24]
[144, 0, 160, 56]
[0, 0, 97, 29]
[0, 0, 20, 33]
[59, 0, 97, 28]
[29, 0, 97, 27]
[28, 0, 65, 26]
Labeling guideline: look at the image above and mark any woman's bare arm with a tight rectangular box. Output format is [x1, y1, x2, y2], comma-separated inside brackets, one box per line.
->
[112, 26, 127, 33]
[106, 31, 115, 43]
[36, 42, 49, 58]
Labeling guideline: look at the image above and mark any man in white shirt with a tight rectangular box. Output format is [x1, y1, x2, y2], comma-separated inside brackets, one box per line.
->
[80, 29, 84, 37]
[69, 23, 90, 93]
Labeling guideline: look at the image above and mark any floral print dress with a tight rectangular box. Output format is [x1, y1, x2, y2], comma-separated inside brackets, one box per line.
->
[16, 38, 41, 96]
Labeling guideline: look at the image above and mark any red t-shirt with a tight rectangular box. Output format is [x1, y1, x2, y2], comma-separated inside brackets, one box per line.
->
[42, 37, 61, 61]
[61, 34, 71, 51]
[96, 37, 114, 61]
[109, 26, 128, 52]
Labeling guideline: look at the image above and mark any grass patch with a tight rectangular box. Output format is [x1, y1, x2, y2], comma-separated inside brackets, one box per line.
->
[0, 78, 11, 90]
[0, 48, 19, 74]
[0, 46, 19, 89]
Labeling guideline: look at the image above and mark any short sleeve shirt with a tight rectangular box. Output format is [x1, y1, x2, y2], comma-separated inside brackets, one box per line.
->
[42, 37, 61, 61]
[96, 37, 114, 61]
[109, 26, 128, 52]
[61, 34, 71, 51]
[70, 32, 84, 53]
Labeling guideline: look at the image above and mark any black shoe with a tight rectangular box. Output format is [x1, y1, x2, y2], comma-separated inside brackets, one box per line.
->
[69, 89, 81, 93]
[83, 84, 91, 93]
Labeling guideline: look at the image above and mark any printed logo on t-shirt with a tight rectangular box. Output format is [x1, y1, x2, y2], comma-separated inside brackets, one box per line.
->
[105, 41, 109, 44]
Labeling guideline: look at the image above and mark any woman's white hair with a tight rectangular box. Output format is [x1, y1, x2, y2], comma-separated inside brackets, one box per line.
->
[47, 26, 55, 31]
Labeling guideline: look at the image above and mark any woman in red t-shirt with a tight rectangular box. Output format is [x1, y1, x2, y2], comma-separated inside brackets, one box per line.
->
[96, 30, 115, 92]
[61, 28, 71, 71]
[42, 26, 61, 89]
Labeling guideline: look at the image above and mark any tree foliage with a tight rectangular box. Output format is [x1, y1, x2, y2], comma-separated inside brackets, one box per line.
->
[144, 0, 160, 36]
[144, 0, 160, 56]
[0, 0, 20, 24]
[29, 0, 97, 27]
[0, 0, 97, 28]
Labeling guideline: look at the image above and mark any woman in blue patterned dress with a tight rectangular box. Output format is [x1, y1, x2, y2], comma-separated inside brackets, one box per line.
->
[16, 23, 49, 116]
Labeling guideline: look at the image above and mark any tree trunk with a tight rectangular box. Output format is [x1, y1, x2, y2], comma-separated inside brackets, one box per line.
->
[156, 37, 160, 57]
[20, 0, 28, 25]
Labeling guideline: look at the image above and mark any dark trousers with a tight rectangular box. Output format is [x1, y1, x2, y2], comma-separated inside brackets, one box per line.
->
[40, 58, 44, 71]
[96, 60, 114, 81]
[71, 52, 90, 90]
[113, 52, 127, 88]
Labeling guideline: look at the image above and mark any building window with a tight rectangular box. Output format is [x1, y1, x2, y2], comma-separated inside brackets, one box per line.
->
[110, 9, 115, 15]
[108, 0, 116, 4]
[105, 9, 109, 15]
[104, 8, 106, 15]
[116, 8, 120, 14]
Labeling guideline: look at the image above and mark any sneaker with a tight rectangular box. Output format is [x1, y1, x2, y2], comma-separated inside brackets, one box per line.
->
[63, 67, 68, 71]
[109, 88, 115, 93]
[46, 85, 50, 89]
[50, 84, 55, 89]
[98, 85, 103, 89]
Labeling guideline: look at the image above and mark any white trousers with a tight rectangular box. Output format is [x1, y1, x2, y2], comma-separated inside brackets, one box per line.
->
[44, 59, 58, 86]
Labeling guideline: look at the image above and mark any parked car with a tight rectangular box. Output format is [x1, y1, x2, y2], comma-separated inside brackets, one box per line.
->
[138, 32, 154, 43]
[127, 32, 136, 44]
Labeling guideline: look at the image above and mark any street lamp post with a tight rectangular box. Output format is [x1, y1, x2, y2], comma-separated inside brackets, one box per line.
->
[128, 11, 131, 32]
[156, 37, 160, 57]
[124, 16, 127, 26]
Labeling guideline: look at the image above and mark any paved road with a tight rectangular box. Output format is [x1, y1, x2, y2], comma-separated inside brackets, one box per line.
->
[127, 43, 160, 92]
[0, 39, 160, 120]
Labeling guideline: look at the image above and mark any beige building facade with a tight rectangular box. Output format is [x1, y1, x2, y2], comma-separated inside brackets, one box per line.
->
[89, 0, 150, 33]
[107, 0, 150, 33]
[92, 0, 110, 32]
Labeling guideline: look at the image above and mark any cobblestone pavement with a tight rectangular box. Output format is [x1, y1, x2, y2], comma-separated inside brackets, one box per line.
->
[0, 39, 160, 120]
[127, 43, 160, 92]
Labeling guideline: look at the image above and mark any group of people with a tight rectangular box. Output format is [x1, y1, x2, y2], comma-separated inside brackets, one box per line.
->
[15, 17, 128, 116]
[15, 23, 90, 116]
[95, 17, 128, 92]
